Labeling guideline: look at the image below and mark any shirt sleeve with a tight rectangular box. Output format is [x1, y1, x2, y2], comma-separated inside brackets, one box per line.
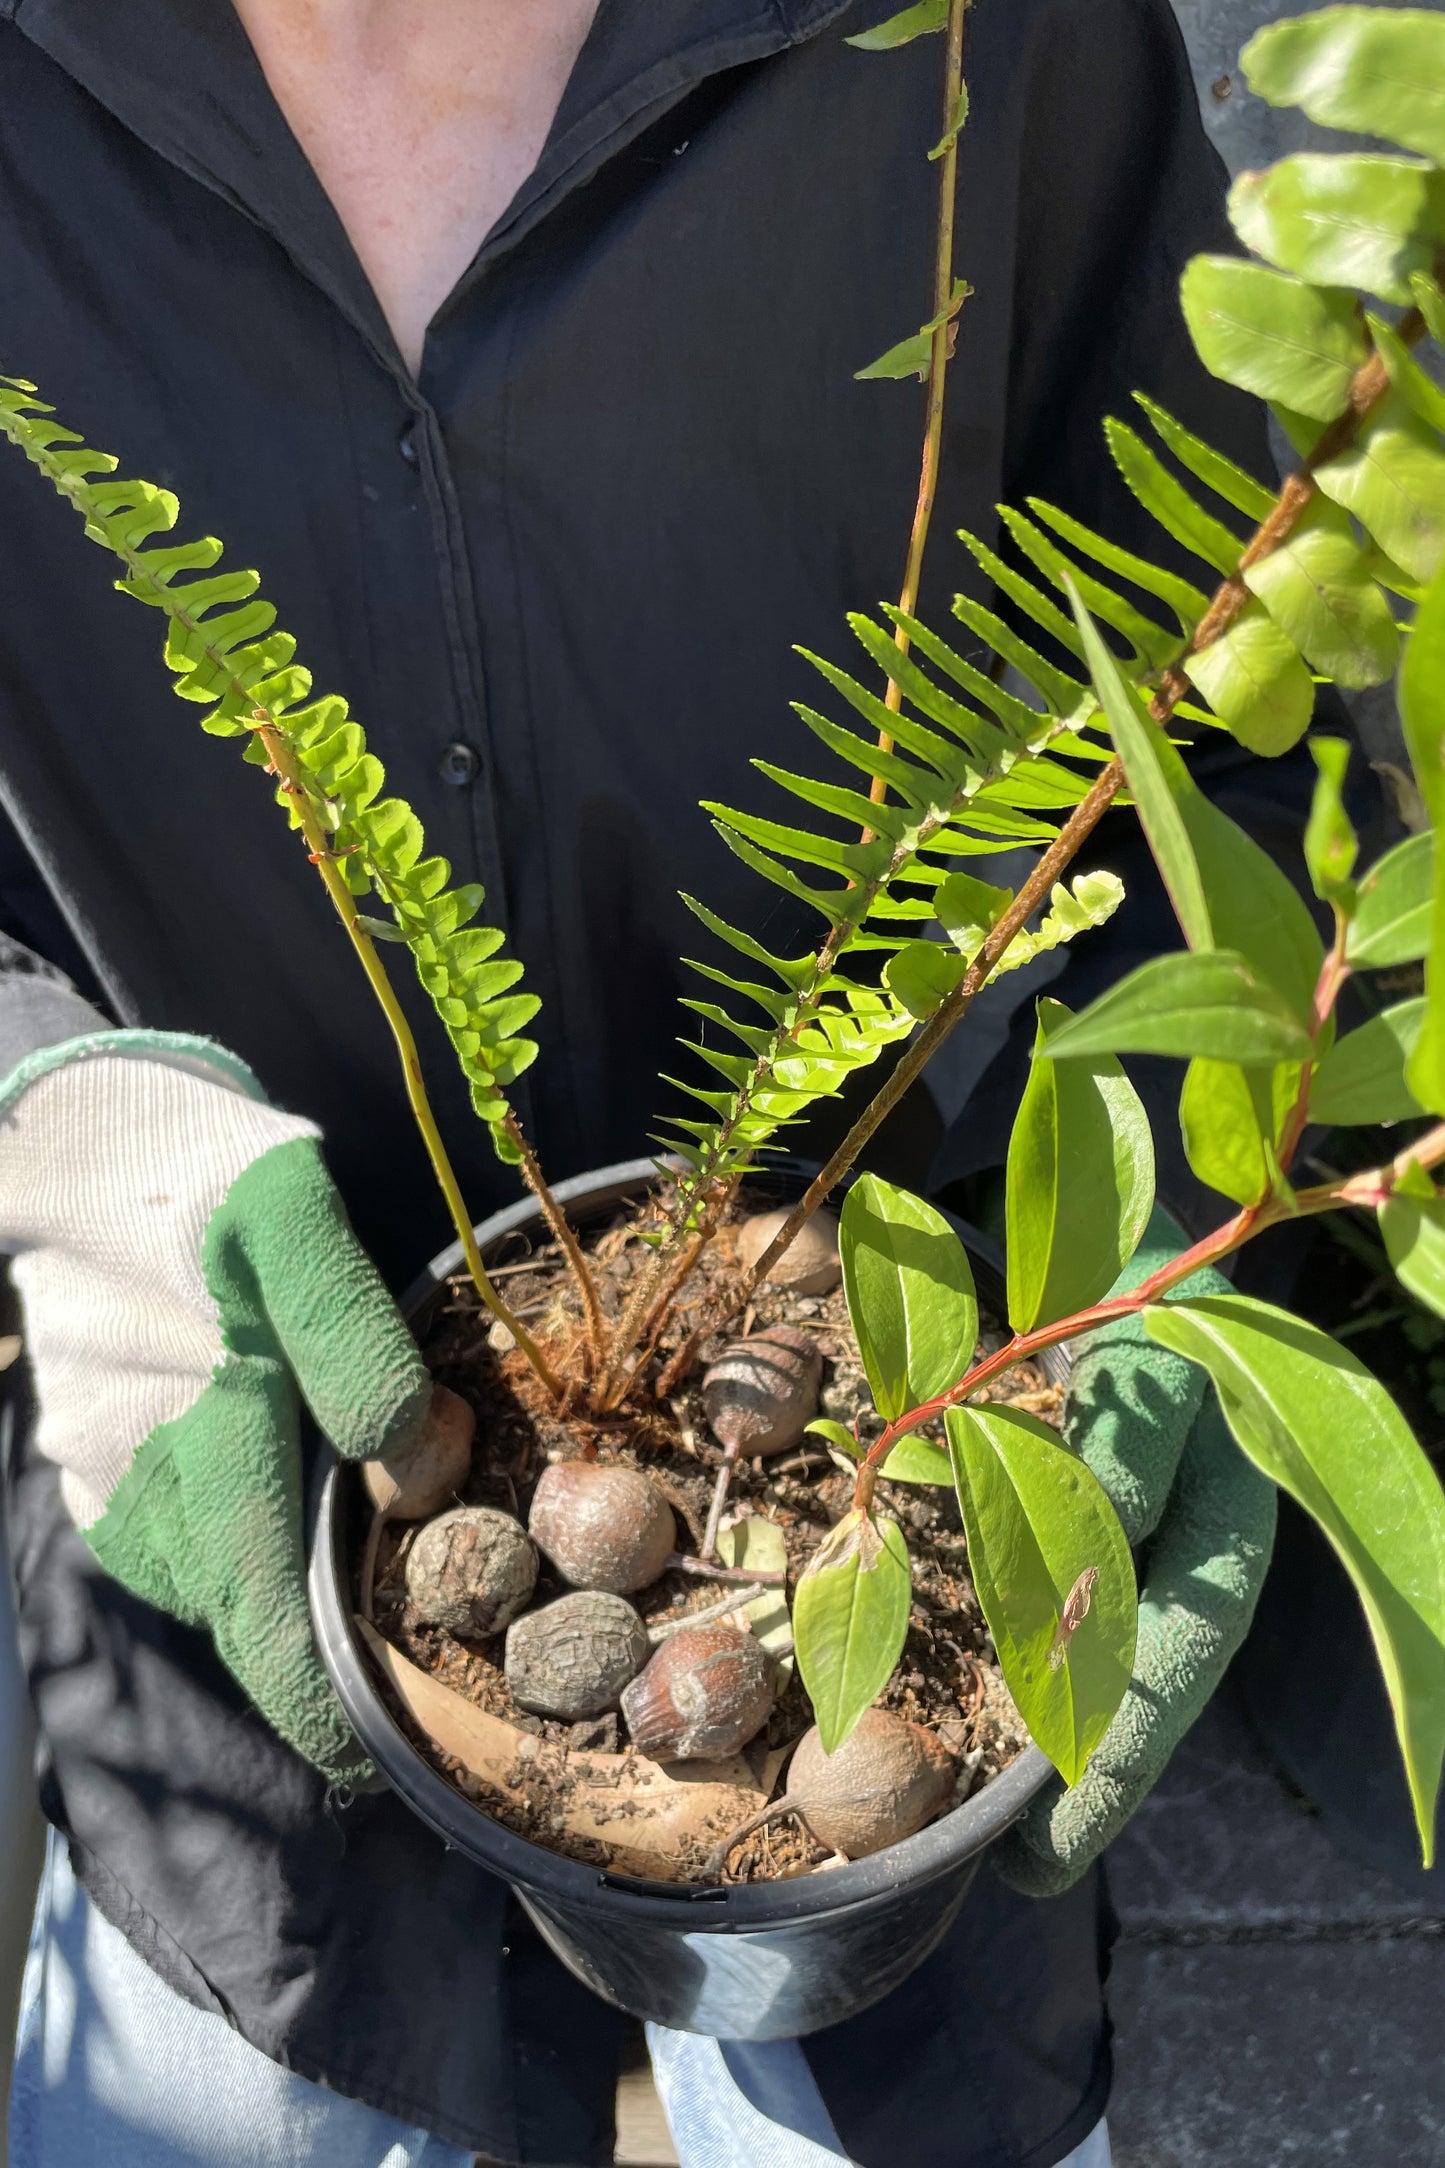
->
[0, 932, 108, 1077]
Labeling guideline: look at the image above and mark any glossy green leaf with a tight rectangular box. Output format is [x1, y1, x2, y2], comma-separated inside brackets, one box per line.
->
[1314, 391, 1445, 586]
[1242, 8, 1445, 164]
[1070, 586, 1324, 1019]
[1040, 951, 1316, 1066]
[845, 0, 947, 48]
[1183, 600, 1318, 756]
[1180, 1059, 1280, 1206]
[1304, 735, 1361, 910]
[1380, 1184, 1445, 1326]
[936, 869, 1011, 954]
[838, 1174, 978, 1422]
[1348, 830, 1434, 966]
[1403, 560, 1445, 1114]
[1310, 1000, 1426, 1124]
[1228, 154, 1445, 309]
[1144, 1291, 1445, 1864]
[1243, 499, 1399, 690]
[945, 1404, 1137, 1786]
[1181, 257, 1368, 422]
[793, 1511, 912, 1753]
[1006, 999, 1155, 1331]
[879, 1432, 955, 1485]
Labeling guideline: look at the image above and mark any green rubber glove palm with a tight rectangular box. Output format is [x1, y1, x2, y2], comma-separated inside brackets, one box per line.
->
[0, 1030, 436, 1783]
[993, 1212, 1278, 1897]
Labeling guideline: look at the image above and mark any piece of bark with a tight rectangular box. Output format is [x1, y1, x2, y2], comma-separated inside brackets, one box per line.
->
[358, 1621, 769, 1883]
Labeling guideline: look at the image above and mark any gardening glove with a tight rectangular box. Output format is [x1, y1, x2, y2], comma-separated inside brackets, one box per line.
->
[0, 1028, 434, 1784]
[992, 1210, 1278, 1897]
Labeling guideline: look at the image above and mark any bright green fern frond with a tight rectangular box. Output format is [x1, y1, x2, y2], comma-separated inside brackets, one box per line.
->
[0, 374, 537, 1165]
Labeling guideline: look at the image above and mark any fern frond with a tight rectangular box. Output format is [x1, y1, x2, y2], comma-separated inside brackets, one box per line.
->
[0, 377, 537, 1163]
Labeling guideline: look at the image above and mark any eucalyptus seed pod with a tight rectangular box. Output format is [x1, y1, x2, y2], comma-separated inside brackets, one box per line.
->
[620, 1622, 774, 1762]
[404, 1505, 538, 1637]
[528, 1461, 676, 1594]
[504, 1590, 651, 1719]
[702, 1324, 823, 1460]
[736, 1206, 842, 1296]
[362, 1384, 474, 1518]
[786, 1711, 955, 1860]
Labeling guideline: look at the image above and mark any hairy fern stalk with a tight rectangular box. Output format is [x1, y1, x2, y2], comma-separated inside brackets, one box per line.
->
[3, 3, 1445, 1415]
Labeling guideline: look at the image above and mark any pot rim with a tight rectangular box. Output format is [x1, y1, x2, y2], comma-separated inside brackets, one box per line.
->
[312, 1155, 1056, 1929]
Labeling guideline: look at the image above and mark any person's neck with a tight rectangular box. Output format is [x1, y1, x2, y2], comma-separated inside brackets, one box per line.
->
[231, 0, 600, 376]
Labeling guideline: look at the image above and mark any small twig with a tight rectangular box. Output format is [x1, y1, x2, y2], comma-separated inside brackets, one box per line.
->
[665, 1548, 785, 1587]
[700, 1445, 743, 1563]
[647, 1584, 771, 1644]
[503, 1113, 609, 1378]
[706, 1795, 833, 1881]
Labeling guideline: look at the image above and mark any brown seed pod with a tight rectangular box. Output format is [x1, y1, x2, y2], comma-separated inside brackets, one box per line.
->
[363, 1384, 474, 1518]
[621, 1622, 774, 1761]
[528, 1461, 676, 1594]
[404, 1505, 538, 1638]
[504, 1591, 651, 1719]
[786, 1711, 955, 1860]
[736, 1207, 842, 1296]
[702, 1324, 823, 1460]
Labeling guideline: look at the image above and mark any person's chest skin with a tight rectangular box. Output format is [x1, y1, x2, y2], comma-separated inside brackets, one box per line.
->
[229, 0, 602, 376]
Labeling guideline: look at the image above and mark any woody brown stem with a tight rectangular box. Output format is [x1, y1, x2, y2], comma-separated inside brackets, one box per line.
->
[502, 1113, 608, 1375]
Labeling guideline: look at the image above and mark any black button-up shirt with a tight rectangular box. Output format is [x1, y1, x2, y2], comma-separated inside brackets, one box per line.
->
[0, 0, 1263, 2159]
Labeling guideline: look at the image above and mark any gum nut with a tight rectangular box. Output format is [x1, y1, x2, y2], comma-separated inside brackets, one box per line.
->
[362, 1385, 474, 1518]
[737, 1207, 842, 1296]
[702, 1324, 823, 1459]
[528, 1461, 677, 1594]
[504, 1591, 650, 1720]
[404, 1505, 538, 1637]
[787, 1711, 955, 1861]
[620, 1622, 775, 1762]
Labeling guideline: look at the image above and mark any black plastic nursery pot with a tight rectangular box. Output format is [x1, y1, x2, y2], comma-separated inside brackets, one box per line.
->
[309, 1158, 1054, 2041]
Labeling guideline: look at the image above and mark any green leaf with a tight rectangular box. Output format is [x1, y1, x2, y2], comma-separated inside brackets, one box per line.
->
[1069, 585, 1324, 1019]
[1134, 394, 1278, 522]
[1181, 257, 1368, 423]
[838, 1174, 978, 1421]
[1314, 390, 1445, 587]
[945, 1405, 1137, 1786]
[716, 1517, 793, 1673]
[878, 1432, 955, 1485]
[1380, 1185, 1445, 1326]
[856, 278, 970, 383]
[1180, 1058, 1282, 1206]
[1006, 999, 1155, 1332]
[936, 869, 1011, 955]
[1144, 1291, 1445, 1865]
[1403, 560, 1445, 1114]
[1040, 952, 1316, 1066]
[793, 1511, 912, 1753]
[845, 0, 947, 48]
[1228, 154, 1445, 310]
[1304, 735, 1360, 908]
[1348, 830, 1433, 967]
[1310, 1000, 1426, 1126]
[1243, 499, 1399, 691]
[1242, 8, 1445, 165]
[883, 939, 964, 1019]
[929, 82, 969, 160]
[1183, 601, 1318, 756]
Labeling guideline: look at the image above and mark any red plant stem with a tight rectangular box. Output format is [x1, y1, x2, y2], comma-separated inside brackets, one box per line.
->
[853, 1119, 1445, 1505]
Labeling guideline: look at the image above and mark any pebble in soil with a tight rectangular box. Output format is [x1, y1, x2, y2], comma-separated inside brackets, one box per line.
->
[366, 1188, 1046, 1876]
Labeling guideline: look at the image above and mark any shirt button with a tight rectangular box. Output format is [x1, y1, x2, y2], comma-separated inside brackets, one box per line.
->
[398, 421, 419, 466]
[439, 742, 480, 787]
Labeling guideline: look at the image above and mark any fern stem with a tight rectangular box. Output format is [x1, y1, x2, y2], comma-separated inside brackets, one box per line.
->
[252, 725, 563, 1393]
[501, 1111, 609, 1373]
[868, 0, 970, 817]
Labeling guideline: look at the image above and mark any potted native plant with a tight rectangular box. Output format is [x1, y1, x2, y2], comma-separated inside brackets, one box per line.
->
[6, 0, 1445, 2039]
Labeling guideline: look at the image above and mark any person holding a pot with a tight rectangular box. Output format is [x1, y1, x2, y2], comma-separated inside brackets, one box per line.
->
[0, 0, 1288, 2163]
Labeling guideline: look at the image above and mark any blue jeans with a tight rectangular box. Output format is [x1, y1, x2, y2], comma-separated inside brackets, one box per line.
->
[11, 1833, 1112, 2167]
